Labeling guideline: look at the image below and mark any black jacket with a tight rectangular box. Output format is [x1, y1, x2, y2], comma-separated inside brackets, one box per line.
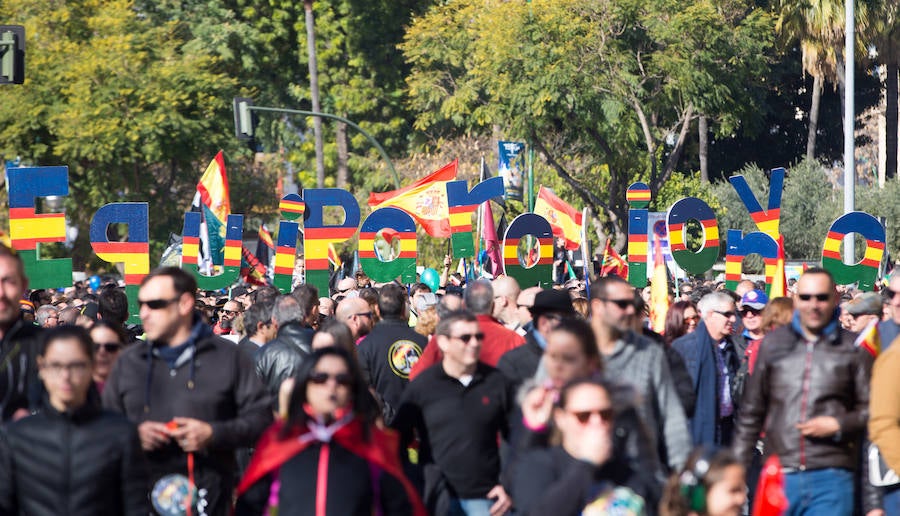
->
[733, 319, 872, 472]
[0, 319, 41, 421]
[254, 321, 314, 405]
[496, 331, 542, 387]
[102, 321, 272, 516]
[357, 318, 427, 423]
[0, 396, 149, 516]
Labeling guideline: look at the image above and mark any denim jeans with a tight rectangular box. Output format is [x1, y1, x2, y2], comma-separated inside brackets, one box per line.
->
[783, 468, 853, 516]
[884, 485, 900, 516]
[447, 497, 494, 516]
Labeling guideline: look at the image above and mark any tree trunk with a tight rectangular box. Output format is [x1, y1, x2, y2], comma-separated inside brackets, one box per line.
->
[699, 115, 709, 182]
[336, 120, 349, 188]
[304, 0, 325, 188]
[807, 73, 823, 161]
[886, 60, 898, 180]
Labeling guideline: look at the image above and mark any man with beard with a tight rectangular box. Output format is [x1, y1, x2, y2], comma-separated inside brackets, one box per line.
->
[0, 246, 41, 421]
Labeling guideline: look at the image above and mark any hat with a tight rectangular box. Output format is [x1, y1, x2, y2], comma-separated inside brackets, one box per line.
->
[529, 289, 575, 317]
[845, 292, 883, 316]
[414, 292, 439, 313]
[80, 302, 99, 321]
[740, 290, 769, 310]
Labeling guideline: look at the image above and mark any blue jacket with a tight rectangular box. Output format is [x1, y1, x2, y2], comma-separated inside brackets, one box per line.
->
[671, 322, 745, 446]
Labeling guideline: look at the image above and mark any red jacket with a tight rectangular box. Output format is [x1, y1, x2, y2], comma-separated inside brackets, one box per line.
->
[410, 315, 525, 380]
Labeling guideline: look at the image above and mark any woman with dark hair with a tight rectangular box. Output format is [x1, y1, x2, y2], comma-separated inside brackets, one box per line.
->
[235, 347, 426, 516]
[0, 326, 148, 515]
[514, 377, 659, 515]
[665, 301, 700, 345]
[90, 320, 127, 392]
[660, 447, 745, 516]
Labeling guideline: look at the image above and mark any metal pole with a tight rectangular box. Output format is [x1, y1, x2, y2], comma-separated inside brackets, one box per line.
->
[304, 1, 326, 188]
[248, 105, 400, 188]
[843, 0, 855, 264]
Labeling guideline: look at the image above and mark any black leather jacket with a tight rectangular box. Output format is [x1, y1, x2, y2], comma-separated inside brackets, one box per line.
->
[0, 395, 149, 516]
[733, 321, 873, 472]
[254, 321, 314, 405]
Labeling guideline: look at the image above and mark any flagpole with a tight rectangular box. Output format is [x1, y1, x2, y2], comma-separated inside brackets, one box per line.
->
[527, 146, 535, 212]
[581, 207, 591, 289]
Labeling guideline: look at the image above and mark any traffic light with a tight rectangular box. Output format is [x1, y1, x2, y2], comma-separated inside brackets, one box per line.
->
[0, 25, 24, 85]
[233, 97, 255, 140]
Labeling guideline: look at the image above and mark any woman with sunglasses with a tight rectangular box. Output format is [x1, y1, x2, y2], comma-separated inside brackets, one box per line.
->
[90, 320, 126, 393]
[664, 301, 700, 345]
[0, 326, 149, 515]
[235, 347, 426, 516]
[514, 377, 657, 516]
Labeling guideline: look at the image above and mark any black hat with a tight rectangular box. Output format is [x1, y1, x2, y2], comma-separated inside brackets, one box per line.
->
[529, 289, 575, 317]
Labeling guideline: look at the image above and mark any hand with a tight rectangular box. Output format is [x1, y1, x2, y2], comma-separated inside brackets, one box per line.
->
[521, 386, 555, 430]
[138, 421, 172, 451]
[443, 254, 452, 269]
[796, 416, 840, 438]
[168, 417, 214, 452]
[486, 484, 512, 516]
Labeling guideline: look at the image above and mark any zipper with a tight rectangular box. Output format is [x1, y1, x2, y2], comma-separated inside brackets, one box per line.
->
[63, 417, 71, 511]
[798, 340, 814, 470]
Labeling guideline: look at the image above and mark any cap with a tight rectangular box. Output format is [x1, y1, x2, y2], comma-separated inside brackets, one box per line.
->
[845, 292, 883, 316]
[740, 289, 769, 310]
[414, 292, 439, 313]
[530, 289, 575, 317]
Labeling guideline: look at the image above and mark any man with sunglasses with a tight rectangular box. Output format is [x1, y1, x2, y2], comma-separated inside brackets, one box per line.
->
[394, 310, 515, 516]
[102, 267, 271, 516]
[738, 289, 768, 376]
[733, 268, 872, 516]
[673, 291, 747, 448]
[590, 275, 690, 472]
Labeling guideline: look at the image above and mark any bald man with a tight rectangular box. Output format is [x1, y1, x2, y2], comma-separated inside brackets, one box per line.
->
[335, 297, 375, 341]
[492, 276, 521, 330]
[514, 287, 543, 336]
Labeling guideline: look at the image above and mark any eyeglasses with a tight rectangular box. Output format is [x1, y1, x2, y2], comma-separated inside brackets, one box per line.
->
[221, 309, 242, 316]
[94, 342, 122, 353]
[42, 361, 91, 376]
[798, 293, 830, 302]
[138, 297, 180, 310]
[450, 333, 485, 343]
[713, 310, 737, 319]
[600, 298, 634, 310]
[569, 407, 615, 424]
[309, 371, 353, 386]
[740, 308, 761, 317]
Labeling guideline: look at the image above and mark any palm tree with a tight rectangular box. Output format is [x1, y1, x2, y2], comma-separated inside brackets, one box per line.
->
[775, 0, 844, 161]
[304, 0, 326, 188]
[860, 0, 900, 180]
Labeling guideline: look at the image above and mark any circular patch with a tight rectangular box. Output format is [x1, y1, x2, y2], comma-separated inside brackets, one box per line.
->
[151, 474, 196, 516]
[279, 193, 306, 221]
[388, 339, 423, 379]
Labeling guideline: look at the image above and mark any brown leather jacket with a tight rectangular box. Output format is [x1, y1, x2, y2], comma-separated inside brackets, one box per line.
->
[733, 321, 873, 471]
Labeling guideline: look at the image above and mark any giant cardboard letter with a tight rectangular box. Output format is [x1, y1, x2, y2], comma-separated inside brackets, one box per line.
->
[90, 203, 149, 323]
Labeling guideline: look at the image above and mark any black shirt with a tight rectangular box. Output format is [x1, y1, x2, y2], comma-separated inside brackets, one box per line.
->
[393, 362, 515, 499]
[357, 319, 427, 423]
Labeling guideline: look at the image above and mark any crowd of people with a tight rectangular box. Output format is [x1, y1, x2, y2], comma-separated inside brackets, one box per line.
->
[0, 241, 899, 516]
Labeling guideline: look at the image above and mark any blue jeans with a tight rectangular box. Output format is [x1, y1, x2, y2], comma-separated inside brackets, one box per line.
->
[783, 468, 853, 516]
[884, 485, 900, 516]
[447, 497, 494, 516]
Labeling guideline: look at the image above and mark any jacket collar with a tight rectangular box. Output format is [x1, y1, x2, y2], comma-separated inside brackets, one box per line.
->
[790, 307, 841, 342]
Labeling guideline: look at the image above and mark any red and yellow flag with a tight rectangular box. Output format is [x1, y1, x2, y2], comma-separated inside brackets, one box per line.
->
[649, 235, 669, 333]
[855, 319, 881, 358]
[600, 239, 629, 279]
[368, 160, 458, 238]
[534, 186, 583, 250]
[770, 234, 787, 298]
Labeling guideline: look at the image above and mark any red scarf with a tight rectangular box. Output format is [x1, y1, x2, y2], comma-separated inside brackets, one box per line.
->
[236, 417, 427, 516]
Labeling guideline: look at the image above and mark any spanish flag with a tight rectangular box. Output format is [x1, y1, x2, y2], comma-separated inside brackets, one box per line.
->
[368, 160, 458, 238]
[191, 151, 231, 267]
[855, 319, 881, 358]
[600, 238, 628, 279]
[649, 235, 669, 333]
[534, 186, 583, 250]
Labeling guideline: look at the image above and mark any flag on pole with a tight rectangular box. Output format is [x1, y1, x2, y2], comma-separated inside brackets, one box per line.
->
[255, 224, 274, 274]
[649, 235, 669, 333]
[367, 161, 458, 237]
[328, 243, 342, 270]
[770, 235, 787, 298]
[752, 455, 788, 516]
[534, 186, 583, 250]
[481, 201, 503, 278]
[190, 151, 231, 270]
[240, 245, 268, 286]
[600, 239, 629, 279]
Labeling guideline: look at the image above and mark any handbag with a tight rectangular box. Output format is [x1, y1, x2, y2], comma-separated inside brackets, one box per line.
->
[868, 442, 900, 487]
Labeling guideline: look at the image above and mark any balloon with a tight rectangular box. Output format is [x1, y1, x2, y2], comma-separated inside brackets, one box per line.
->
[88, 275, 101, 291]
[420, 268, 440, 292]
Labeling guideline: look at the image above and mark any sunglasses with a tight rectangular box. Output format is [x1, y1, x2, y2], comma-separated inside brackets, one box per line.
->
[138, 297, 180, 310]
[713, 310, 737, 319]
[798, 293, 830, 302]
[887, 289, 900, 300]
[683, 315, 700, 325]
[450, 333, 485, 343]
[309, 372, 353, 386]
[94, 342, 122, 353]
[601, 298, 634, 309]
[569, 407, 615, 424]
[740, 308, 761, 317]
[221, 309, 242, 316]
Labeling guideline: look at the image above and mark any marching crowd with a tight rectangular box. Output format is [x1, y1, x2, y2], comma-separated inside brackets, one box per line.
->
[0, 242, 899, 516]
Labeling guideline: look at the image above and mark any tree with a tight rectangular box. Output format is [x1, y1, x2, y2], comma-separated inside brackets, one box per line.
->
[860, 0, 900, 180]
[402, 0, 773, 246]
